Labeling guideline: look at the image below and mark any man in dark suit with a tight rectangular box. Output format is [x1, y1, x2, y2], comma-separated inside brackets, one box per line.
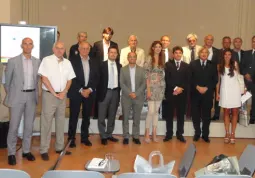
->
[164, 46, 189, 143]
[97, 46, 121, 145]
[91, 27, 120, 120]
[242, 35, 255, 124]
[233, 37, 245, 72]
[69, 32, 92, 59]
[91, 27, 119, 64]
[190, 47, 218, 143]
[211, 36, 238, 120]
[160, 35, 172, 120]
[67, 42, 99, 147]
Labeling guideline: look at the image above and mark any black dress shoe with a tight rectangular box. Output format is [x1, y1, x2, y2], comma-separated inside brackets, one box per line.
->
[193, 135, 200, 141]
[8, 155, 16, 165]
[177, 135, 186, 143]
[56, 150, 72, 155]
[22, 152, 35, 161]
[41, 153, 49, 161]
[81, 139, 92, 146]
[68, 139, 76, 148]
[211, 116, 219, 121]
[249, 120, 255, 124]
[108, 136, 119, 142]
[123, 138, 129, 145]
[133, 138, 141, 145]
[101, 139, 108, 145]
[163, 136, 172, 142]
[202, 136, 210, 143]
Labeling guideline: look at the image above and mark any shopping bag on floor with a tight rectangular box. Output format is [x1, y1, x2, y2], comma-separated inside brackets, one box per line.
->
[134, 151, 175, 174]
[239, 102, 249, 127]
[195, 156, 240, 176]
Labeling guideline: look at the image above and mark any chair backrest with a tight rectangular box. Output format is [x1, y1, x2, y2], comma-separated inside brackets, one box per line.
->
[0, 169, 30, 178]
[42, 170, 105, 178]
[238, 144, 255, 176]
[178, 143, 196, 178]
[117, 173, 177, 178]
[196, 175, 252, 178]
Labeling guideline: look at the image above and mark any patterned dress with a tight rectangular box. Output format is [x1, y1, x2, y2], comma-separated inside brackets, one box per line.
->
[144, 56, 165, 101]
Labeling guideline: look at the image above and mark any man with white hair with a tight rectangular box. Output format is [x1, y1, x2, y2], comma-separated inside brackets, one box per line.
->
[120, 35, 145, 67]
[182, 33, 202, 64]
[38, 41, 76, 161]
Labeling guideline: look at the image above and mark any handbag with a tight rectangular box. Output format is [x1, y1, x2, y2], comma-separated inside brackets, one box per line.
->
[239, 102, 250, 127]
[237, 74, 245, 94]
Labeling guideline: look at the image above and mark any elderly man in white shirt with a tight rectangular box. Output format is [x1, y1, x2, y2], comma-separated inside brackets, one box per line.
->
[182, 33, 202, 64]
[120, 35, 145, 67]
[38, 41, 76, 161]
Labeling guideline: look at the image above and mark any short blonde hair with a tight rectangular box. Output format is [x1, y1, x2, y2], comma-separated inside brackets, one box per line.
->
[198, 47, 209, 55]
[186, 33, 198, 40]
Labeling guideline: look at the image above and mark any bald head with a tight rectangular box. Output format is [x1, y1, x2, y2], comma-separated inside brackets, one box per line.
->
[53, 41, 65, 58]
[128, 35, 138, 49]
[160, 35, 171, 49]
[79, 41, 91, 58]
[127, 51, 137, 66]
[21, 37, 34, 56]
[204, 34, 214, 48]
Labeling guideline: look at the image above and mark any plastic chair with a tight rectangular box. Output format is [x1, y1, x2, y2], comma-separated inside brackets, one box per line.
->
[178, 143, 196, 178]
[42, 170, 105, 178]
[196, 175, 252, 178]
[0, 169, 30, 178]
[117, 173, 177, 178]
[238, 144, 255, 176]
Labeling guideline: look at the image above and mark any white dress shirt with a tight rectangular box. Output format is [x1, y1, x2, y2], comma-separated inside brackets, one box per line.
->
[129, 65, 136, 92]
[200, 59, 207, 66]
[174, 59, 181, 70]
[38, 54, 76, 92]
[81, 56, 90, 87]
[120, 46, 145, 67]
[22, 55, 34, 90]
[103, 39, 110, 61]
[107, 59, 118, 89]
[208, 47, 213, 61]
[182, 45, 202, 64]
[164, 49, 169, 63]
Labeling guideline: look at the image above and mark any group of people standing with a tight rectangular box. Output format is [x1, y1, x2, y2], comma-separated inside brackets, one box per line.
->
[1, 26, 255, 166]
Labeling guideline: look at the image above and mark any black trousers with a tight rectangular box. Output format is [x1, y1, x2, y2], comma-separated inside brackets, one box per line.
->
[191, 94, 212, 138]
[213, 89, 220, 117]
[68, 94, 95, 142]
[165, 94, 186, 137]
[250, 85, 255, 121]
[161, 99, 169, 120]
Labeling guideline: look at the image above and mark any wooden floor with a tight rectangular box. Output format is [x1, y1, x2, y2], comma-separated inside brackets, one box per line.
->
[0, 134, 255, 178]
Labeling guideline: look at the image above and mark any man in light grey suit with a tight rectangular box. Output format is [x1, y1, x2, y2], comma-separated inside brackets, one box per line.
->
[120, 52, 146, 145]
[4, 37, 41, 165]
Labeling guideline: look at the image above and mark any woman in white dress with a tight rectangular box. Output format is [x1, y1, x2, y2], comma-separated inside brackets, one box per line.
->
[216, 49, 241, 144]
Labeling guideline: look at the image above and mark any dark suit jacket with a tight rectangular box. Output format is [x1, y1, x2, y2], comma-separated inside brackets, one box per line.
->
[235, 49, 245, 73]
[69, 43, 92, 59]
[210, 47, 220, 65]
[189, 59, 218, 98]
[68, 55, 99, 99]
[91, 40, 120, 64]
[97, 60, 122, 102]
[165, 60, 189, 101]
[242, 50, 255, 89]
